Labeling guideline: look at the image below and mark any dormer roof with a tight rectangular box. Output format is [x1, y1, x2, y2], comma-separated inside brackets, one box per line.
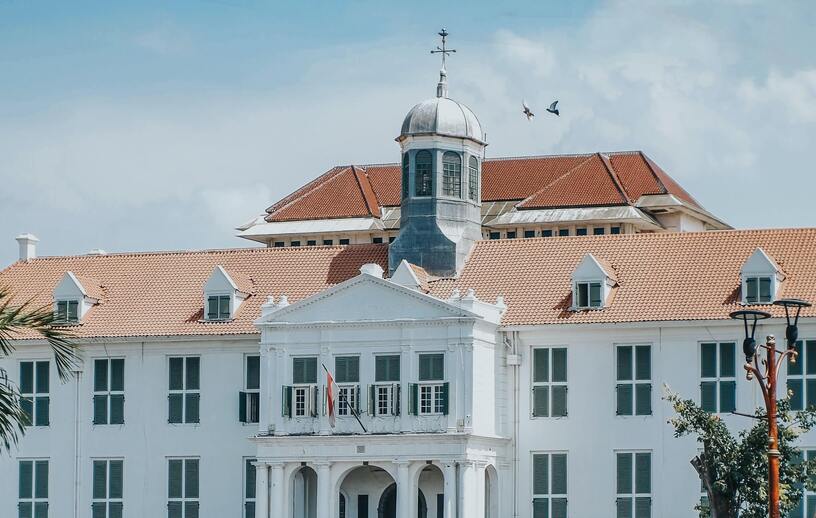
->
[571, 253, 618, 284]
[54, 271, 104, 301]
[390, 260, 433, 293]
[741, 247, 784, 278]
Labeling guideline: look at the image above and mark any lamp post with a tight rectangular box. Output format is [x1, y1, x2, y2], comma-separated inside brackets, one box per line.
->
[730, 298, 812, 518]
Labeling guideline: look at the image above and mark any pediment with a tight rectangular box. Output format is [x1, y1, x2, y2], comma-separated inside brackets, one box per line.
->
[257, 274, 476, 324]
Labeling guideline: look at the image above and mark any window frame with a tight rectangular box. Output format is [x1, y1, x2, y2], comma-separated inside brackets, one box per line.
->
[92, 458, 124, 518]
[787, 339, 816, 411]
[93, 358, 125, 426]
[402, 153, 410, 199]
[291, 356, 318, 418]
[18, 458, 49, 518]
[441, 151, 462, 198]
[167, 457, 199, 518]
[468, 155, 479, 201]
[414, 150, 433, 197]
[743, 275, 773, 305]
[531, 347, 568, 418]
[615, 345, 652, 417]
[19, 360, 49, 427]
[240, 355, 260, 424]
[334, 356, 360, 418]
[615, 450, 652, 518]
[205, 294, 231, 321]
[55, 299, 80, 323]
[167, 356, 201, 425]
[573, 281, 603, 309]
[531, 452, 568, 518]
[244, 458, 256, 518]
[699, 341, 737, 414]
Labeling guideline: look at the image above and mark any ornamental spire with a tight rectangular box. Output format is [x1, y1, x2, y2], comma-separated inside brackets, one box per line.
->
[430, 28, 456, 98]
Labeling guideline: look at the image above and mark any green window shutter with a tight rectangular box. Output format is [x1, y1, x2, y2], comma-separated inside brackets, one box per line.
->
[109, 395, 124, 425]
[789, 379, 804, 410]
[246, 356, 260, 390]
[635, 384, 652, 416]
[348, 357, 360, 383]
[168, 394, 183, 423]
[92, 460, 107, 499]
[409, 384, 418, 415]
[20, 362, 33, 394]
[533, 349, 549, 383]
[759, 277, 772, 302]
[700, 343, 717, 378]
[532, 386, 549, 417]
[186, 358, 200, 390]
[441, 382, 449, 415]
[34, 461, 48, 498]
[552, 498, 567, 518]
[700, 382, 717, 412]
[634, 497, 651, 518]
[19, 502, 33, 518]
[393, 384, 401, 416]
[91, 503, 106, 518]
[616, 498, 633, 518]
[551, 454, 567, 494]
[790, 341, 804, 375]
[169, 358, 184, 390]
[617, 347, 632, 381]
[109, 502, 123, 518]
[93, 395, 108, 425]
[219, 296, 230, 318]
[111, 359, 125, 392]
[719, 381, 736, 413]
[19, 460, 33, 498]
[616, 385, 633, 416]
[94, 359, 108, 392]
[552, 349, 567, 383]
[305, 357, 317, 384]
[532, 498, 548, 518]
[185, 393, 200, 424]
[35, 397, 49, 426]
[589, 282, 602, 307]
[617, 453, 633, 494]
[746, 277, 758, 303]
[185, 501, 199, 518]
[33, 503, 47, 518]
[168, 460, 183, 498]
[368, 385, 375, 415]
[56, 300, 67, 321]
[239, 392, 247, 423]
[293, 358, 305, 384]
[335, 356, 359, 384]
[20, 397, 33, 426]
[635, 453, 651, 494]
[576, 283, 588, 307]
[532, 454, 549, 495]
[245, 459, 256, 499]
[720, 343, 735, 377]
[551, 386, 567, 417]
[419, 354, 444, 381]
[35, 362, 49, 394]
[168, 501, 183, 518]
[311, 386, 319, 417]
[376, 355, 400, 382]
[282, 386, 292, 418]
[806, 380, 816, 409]
[807, 341, 816, 375]
[109, 460, 123, 499]
[185, 459, 199, 499]
[207, 296, 218, 320]
[635, 346, 650, 381]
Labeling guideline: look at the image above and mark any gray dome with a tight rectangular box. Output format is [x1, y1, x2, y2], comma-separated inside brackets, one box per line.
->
[400, 96, 485, 144]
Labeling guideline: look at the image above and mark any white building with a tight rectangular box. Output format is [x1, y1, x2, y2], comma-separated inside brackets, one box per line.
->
[1, 49, 815, 518]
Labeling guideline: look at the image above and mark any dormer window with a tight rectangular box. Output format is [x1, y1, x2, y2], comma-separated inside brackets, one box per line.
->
[571, 254, 617, 311]
[740, 248, 783, 305]
[206, 295, 231, 321]
[55, 300, 80, 323]
[53, 271, 102, 324]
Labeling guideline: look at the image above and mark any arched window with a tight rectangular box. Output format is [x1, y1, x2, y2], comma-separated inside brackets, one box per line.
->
[442, 151, 462, 197]
[401, 153, 410, 199]
[415, 150, 433, 196]
[468, 156, 479, 201]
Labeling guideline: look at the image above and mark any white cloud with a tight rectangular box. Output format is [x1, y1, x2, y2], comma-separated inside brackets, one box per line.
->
[738, 69, 816, 123]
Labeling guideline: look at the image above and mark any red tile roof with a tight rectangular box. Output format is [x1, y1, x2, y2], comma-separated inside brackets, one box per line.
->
[262, 151, 703, 223]
[428, 228, 816, 325]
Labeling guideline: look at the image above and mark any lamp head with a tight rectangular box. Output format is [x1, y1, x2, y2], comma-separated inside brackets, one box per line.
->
[730, 309, 772, 361]
[773, 299, 812, 349]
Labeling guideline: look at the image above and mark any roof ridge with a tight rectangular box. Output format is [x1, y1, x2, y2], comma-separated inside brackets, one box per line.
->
[350, 165, 382, 217]
[516, 154, 597, 207]
[264, 166, 349, 217]
[597, 152, 632, 204]
[637, 151, 668, 196]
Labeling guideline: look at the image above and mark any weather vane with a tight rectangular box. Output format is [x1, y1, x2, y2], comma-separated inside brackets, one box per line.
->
[430, 28, 456, 69]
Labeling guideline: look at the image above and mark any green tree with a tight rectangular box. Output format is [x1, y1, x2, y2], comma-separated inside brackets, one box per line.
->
[666, 390, 816, 518]
[0, 287, 78, 452]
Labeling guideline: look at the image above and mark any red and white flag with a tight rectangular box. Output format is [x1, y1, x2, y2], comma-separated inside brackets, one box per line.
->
[326, 367, 338, 428]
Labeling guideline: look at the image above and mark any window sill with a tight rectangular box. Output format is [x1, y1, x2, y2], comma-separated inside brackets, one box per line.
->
[197, 318, 235, 324]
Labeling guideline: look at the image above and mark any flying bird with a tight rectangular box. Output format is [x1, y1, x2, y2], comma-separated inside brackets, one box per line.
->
[522, 100, 534, 120]
[546, 100, 560, 116]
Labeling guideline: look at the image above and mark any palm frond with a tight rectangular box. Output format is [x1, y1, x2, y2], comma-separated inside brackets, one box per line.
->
[0, 368, 26, 452]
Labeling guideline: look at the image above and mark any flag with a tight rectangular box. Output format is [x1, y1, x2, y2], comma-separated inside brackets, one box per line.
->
[326, 367, 338, 428]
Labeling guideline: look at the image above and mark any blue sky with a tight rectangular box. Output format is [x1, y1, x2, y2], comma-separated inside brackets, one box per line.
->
[1, 0, 815, 266]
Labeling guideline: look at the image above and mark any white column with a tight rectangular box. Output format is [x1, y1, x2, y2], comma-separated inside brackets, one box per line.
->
[442, 462, 458, 518]
[254, 462, 269, 518]
[445, 345, 458, 432]
[259, 344, 272, 434]
[269, 463, 285, 518]
[396, 461, 412, 518]
[458, 461, 475, 518]
[318, 345, 332, 435]
[273, 347, 286, 435]
[400, 345, 413, 431]
[474, 462, 487, 518]
[315, 462, 332, 518]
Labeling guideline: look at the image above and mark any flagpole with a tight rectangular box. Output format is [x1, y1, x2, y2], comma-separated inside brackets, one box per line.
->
[322, 364, 368, 433]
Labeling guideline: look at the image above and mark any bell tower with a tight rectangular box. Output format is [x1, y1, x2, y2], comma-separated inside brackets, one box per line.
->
[388, 29, 486, 277]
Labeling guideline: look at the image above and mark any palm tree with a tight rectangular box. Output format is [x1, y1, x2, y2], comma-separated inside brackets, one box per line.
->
[0, 287, 78, 452]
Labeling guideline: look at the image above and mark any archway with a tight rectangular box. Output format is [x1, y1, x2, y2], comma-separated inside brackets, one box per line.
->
[416, 464, 444, 518]
[485, 465, 499, 518]
[292, 466, 318, 518]
[376, 483, 427, 518]
[338, 464, 396, 518]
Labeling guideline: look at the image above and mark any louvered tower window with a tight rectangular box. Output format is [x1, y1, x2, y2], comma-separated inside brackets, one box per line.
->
[442, 151, 462, 197]
[415, 151, 433, 196]
[468, 156, 479, 201]
[401, 154, 410, 199]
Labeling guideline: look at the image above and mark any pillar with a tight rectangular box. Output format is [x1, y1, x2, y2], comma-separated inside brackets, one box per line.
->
[269, 463, 285, 518]
[442, 462, 457, 518]
[396, 461, 413, 518]
[458, 461, 475, 518]
[316, 462, 332, 518]
[474, 462, 487, 518]
[254, 462, 269, 518]
[400, 345, 413, 431]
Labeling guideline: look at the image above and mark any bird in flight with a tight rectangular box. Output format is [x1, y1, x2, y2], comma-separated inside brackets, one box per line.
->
[522, 100, 534, 120]
[546, 100, 560, 116]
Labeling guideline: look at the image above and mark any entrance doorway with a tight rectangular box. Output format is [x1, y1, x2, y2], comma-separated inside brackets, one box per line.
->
[376, 483, 427, 518]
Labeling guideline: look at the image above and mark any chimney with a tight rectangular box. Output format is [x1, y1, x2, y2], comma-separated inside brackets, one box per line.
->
[359, 263, 385, 278]
[15, 233, 39, 262]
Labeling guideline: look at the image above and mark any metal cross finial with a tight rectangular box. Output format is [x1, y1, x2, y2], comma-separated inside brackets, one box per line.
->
[430, 28, 456, 69]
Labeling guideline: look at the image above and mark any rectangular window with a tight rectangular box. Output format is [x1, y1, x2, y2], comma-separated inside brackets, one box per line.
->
[700, 342, 736, 413]
[616, 346, 652, 416]
[788, 340, 816, 410]
[506, 231, 517, 239]
[489, 232, 500, 240]
[372, 237, 383, 244]
[290, 241, 301, 247]
[616, 452, 651, 518]
[244, 459, 256, 518]
[611, 226, 621, 234]
[576, 227, 587, 236]
[335, 356, 360, 417]
[168, 357, 200, 424]
[558, 229, 569, 237]
[339, 239, 350, 245]
[745, 276, 773, 304]
[593, 227, 605, 235]
[418, 384, 446, 415]
[93, 359, 125, 425]
[372, 355, 401, 416]
[19, 361, 49, 427]
[542, 229, 553, 237]
[524, 230, 536, 238]
[574, 282, 602, 308]
[375, 355, 400, 382]
[92, 459, 123, 518]
[532, 453, 567, 518]
[357, 495, 369, 518]
[291, 357, 318, 417]
[532, 348, 567, 417]
[388, 236, 396, 243]
[239, 356, 260, 424]
[306, 240, 317, 246]
[323, 239, 333, 245]
[273, 242, 285, 247]
[168, 458, 199, 518]
[790, 449, 816, 518]
[206, 295, 230, 320]
[18, 459, 48, 518]
[55, 300, 79, 323]
[414, 354, 448, 415]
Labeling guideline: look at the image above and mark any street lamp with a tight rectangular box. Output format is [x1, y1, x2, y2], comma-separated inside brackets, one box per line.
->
[730, 298, 812, 518]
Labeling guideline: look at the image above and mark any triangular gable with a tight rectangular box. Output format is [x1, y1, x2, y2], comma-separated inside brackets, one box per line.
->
[256, 272, 477, 325]
[54, 271, 102, 301]
[390, 259, 431, 292]
[741, 248, 783, 278]
[205, 265, 252, 295]
[572, 254, 617, 284]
